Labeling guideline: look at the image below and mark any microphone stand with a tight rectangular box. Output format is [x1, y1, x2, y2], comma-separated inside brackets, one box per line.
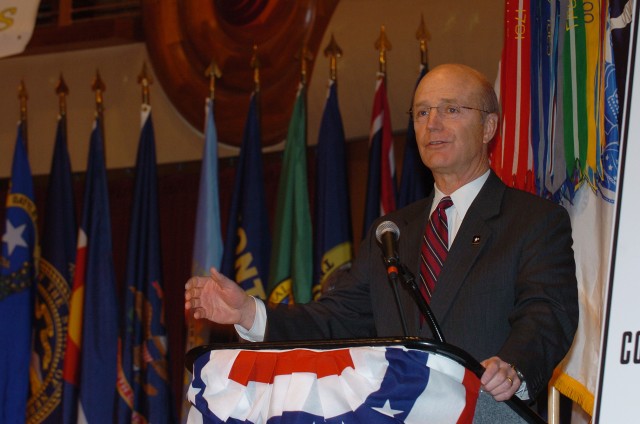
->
[396, 261, 446, 344]
[384, 261, 410, 337]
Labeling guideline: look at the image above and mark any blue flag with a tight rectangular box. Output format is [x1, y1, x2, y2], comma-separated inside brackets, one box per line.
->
[116, 107, 173, 423]
[181, 97, 225, 422]
[313, 80, 353, 298]
[192, 98, 223, 281]
[221, 93, 270, 300]
[28, 117, 77, 423]
[1, 123, 37, 424]
[398, 65, 433, 208]
[63, 117, 119, 423]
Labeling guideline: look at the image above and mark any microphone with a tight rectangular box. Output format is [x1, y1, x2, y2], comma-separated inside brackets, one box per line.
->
[375, 220, 400, 280]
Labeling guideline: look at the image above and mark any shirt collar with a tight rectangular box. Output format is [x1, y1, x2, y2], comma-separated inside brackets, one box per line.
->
[431, 170, 490, 221]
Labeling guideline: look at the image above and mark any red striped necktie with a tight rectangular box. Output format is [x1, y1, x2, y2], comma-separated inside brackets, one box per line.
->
[419, 196, 454, 306]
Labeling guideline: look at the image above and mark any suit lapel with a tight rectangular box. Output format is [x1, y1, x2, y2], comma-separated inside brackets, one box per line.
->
[430, 172, 506, 323]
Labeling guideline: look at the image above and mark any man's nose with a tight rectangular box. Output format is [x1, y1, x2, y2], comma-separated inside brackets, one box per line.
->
[426, 108, 443, 128]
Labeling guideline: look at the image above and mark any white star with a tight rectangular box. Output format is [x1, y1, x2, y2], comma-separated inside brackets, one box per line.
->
[372, 399, 404, 418]
[2, 220, 28, 256]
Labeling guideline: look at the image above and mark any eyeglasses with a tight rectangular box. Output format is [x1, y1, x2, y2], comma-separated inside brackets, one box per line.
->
[408, 103, 491, 123]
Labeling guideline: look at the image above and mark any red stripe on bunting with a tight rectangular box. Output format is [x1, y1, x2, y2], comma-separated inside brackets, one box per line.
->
[229, 349, 355, 385]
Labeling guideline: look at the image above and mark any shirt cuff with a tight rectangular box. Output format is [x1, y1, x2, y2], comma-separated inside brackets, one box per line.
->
[234, 296, 266, 342]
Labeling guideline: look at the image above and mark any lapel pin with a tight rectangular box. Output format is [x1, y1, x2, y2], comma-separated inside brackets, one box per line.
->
[472, 235, 481, 245]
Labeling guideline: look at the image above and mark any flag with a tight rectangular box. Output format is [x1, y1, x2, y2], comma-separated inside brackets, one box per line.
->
[186, 346, 480, 423]
[398, 64, 433, 208]
[530, 0, 558, 197]
[62, 117, 119, 423]
[28, 117, 77, 423]
[180, 97, 225, 422]
[116, 106, 173, 423]
[1, 123, 37, 423]
[562, 0, 589, 191]
[0, 0, 40, 58]
[362, 75, 396, 238]
[220, 93, 270, 300]
[267, 85, 313, 304]
[495, 0, 625, 418]
[492, 0, 534, 193]
[552, 2, 623, 417]
[312, 80, 353, 299]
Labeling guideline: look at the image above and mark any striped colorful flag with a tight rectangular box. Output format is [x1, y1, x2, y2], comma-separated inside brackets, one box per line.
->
[313, 80, 353, 299]
[180, 97, 225, 422]
[116, 106, 173, 423]
[562, 0, 589, 192]
[495, 0, 626, 419]
[530, 0, 558, 197]
[552, 2, 623, 418]
[1, 123, 38, 423]
[362, 75, 396, 238]
[220, 93, 270, 300]
[493, 0, 534, 193]
[398, 64, 433, 208]
[62, 117, 119, 423]
[187, 346, 480, 423]
[28, 117, 77, 424]
[268, 84, 313, 304]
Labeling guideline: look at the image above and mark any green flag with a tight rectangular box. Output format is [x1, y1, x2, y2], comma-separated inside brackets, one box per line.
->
[267, 85, 313, 304]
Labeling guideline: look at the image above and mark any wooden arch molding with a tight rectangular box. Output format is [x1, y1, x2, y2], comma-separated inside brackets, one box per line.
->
[142, 0, 339, 146]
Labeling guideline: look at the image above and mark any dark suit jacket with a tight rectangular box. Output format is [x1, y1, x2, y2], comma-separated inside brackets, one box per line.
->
[266, 172, 578, 398]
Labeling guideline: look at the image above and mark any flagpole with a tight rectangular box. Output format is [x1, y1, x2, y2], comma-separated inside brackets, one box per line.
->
[297, 44, 313, 86]
[206, 58, 222, 101]
[18, 79, 28, 151]
[251, 44, 261, 94]
[92, 70, 106, 143]
[324, 33, 342, 82]
[138, 62, 153, 107]
[375, 25, 392, 77]
[416, 14, 428, 69]
[56, 74, 70, 141]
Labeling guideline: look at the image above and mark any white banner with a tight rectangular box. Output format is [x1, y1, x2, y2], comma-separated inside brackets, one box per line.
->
[0, 1, 40, 58]
[594, 1, 640, 422]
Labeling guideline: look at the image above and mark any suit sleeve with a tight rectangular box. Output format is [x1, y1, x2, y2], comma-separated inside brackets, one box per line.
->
[497, 204, 579, 398]
[265, 228, 380, 341]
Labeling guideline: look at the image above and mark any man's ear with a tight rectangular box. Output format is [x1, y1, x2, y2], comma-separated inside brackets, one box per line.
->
[483, 113, 499, 144]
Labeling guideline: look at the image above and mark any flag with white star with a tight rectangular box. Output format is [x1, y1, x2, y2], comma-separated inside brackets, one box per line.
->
[1, 123, 38, 423]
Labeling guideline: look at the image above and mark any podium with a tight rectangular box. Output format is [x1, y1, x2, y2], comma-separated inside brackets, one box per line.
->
[185, 337, 545, 424]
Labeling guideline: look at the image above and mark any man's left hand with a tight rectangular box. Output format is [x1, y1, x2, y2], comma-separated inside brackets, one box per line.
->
[480, 356, 521, 401]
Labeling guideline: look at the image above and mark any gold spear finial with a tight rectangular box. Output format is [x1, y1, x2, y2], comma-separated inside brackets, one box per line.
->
[416, 14, 429, 67]
[250, 44, 261, 93]
[296, 44, 313, 85]
[137, 62, 153, 106]
[205, 58, 222, 100]
[18, 79, 29, 146]
[56, 74, 69, 141]
[375, 25, 392, 75]
[92, 69, 106, 118]
[324, 33, 343, 81]
[56, 73, 69, 117]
